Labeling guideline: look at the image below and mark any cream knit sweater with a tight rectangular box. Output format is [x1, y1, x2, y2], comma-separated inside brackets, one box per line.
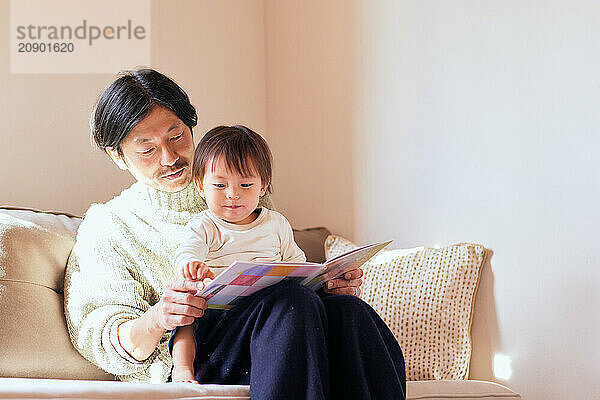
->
[63, 181, 274, 382]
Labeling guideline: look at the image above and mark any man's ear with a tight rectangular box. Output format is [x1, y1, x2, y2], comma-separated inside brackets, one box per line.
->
[106, 147, 128, 170]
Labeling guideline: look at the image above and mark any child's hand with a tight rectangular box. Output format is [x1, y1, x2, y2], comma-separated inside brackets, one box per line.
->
[182, 261, 216, 285]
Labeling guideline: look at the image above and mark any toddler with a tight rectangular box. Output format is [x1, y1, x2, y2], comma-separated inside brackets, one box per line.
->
[170, 125, 306, 383]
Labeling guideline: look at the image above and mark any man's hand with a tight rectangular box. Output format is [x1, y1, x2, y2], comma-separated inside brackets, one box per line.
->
[117, 280, 210, 362]
[323, 268, 364, 296]
[152, 280, 210, 331]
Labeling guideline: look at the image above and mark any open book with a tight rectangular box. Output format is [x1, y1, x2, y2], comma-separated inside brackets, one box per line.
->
[195, 240, 392, 309]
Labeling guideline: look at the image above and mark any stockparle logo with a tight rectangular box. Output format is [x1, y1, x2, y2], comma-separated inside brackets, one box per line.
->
[10, 0, 151, 74]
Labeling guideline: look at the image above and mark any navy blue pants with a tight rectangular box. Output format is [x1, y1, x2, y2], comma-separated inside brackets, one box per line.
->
[168, 281, 406, 400]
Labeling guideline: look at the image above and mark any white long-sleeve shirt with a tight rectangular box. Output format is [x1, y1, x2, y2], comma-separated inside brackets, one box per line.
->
[173, 208, 306, 277]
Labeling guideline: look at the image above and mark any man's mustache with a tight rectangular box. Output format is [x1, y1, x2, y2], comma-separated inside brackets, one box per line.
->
[158, 161, 188, 177]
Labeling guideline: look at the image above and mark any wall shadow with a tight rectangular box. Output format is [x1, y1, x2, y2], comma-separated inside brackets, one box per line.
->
[468, 248, 502, 381]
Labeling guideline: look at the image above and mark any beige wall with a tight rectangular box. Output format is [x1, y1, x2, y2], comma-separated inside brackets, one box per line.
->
[0, 0, 266, 215]
[265, 1, 599, 399]
[265, 1, 358, 235]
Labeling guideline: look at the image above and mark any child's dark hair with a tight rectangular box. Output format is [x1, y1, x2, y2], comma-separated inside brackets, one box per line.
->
[193, 125, 273, 194]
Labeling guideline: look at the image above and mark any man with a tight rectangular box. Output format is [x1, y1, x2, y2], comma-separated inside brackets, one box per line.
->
[64, 68, 405, 399]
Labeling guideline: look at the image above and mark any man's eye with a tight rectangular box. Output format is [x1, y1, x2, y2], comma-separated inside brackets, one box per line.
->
[241, 183, 253, 188]
[170, 134, 183, 141]
[141, 148, 155, 155]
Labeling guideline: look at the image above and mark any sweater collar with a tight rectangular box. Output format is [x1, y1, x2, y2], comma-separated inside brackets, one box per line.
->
[131, 181, 207, 213]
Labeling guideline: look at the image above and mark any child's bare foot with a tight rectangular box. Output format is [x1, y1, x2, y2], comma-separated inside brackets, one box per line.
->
[171, 366, 199, 384]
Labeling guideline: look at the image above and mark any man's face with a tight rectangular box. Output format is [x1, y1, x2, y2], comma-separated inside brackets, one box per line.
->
[107, 106, 194, 192]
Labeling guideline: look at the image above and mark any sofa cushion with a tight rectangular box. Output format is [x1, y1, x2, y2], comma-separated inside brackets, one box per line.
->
[293, 226, 331, 263]
[0, 207, 113, 380]
[0, 378, 521, 399]
[407, 380, 520, 399]
[325, 235, 487, 381]
[0, 378, 249, 399]
[0, 208, 81, 292]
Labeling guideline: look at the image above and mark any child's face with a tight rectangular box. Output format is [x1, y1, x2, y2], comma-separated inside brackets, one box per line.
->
[196, 155, 267, 225]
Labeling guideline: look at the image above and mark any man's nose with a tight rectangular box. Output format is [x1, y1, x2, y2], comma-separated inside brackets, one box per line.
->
[160, 145, 179, 166]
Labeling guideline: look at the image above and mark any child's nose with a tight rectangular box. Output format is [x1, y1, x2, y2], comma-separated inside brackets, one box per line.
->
[226, 188, 240, 199]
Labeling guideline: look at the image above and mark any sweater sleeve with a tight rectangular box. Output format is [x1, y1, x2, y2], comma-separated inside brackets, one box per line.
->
[278, 213, 307, 262]
[172, 216, 210, 276]
[63, 205, 171, 382]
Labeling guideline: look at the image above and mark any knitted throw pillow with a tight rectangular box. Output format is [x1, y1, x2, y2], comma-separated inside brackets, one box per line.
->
[325, 235, 486, 380]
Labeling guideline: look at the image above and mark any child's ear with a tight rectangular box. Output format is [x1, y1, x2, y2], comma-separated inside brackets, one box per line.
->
[260, 181, 268, 196]
[194, 178, 205, 197]
[106, 147, 128, 170]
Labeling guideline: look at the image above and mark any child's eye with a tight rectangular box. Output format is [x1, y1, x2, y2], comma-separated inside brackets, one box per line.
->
[213, 184, 226, 188]
[241, 183, 253, 188]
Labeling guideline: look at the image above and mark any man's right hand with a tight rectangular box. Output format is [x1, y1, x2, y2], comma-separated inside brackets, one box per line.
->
[152, 280, 209, 331]
[118, 280, 209, 362]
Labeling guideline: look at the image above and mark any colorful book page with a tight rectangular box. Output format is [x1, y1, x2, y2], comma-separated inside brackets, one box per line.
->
[303, 240, 392, 289]
[197, 261, 323, 309]
[193, 241, 391, 309]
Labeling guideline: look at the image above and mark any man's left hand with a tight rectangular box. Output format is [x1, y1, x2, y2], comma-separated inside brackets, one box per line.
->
[323, 268, 363, 296]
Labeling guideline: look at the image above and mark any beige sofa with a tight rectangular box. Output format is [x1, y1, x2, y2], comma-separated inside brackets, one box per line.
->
[0, 207, 521, 400]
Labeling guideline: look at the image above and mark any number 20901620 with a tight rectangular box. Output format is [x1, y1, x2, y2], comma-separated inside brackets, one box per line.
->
[18, 42, 74, 52]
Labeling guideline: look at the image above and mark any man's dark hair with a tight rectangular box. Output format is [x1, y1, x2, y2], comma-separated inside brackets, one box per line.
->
[193, 125, 273, 194]
[91, 68, 197, 158]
